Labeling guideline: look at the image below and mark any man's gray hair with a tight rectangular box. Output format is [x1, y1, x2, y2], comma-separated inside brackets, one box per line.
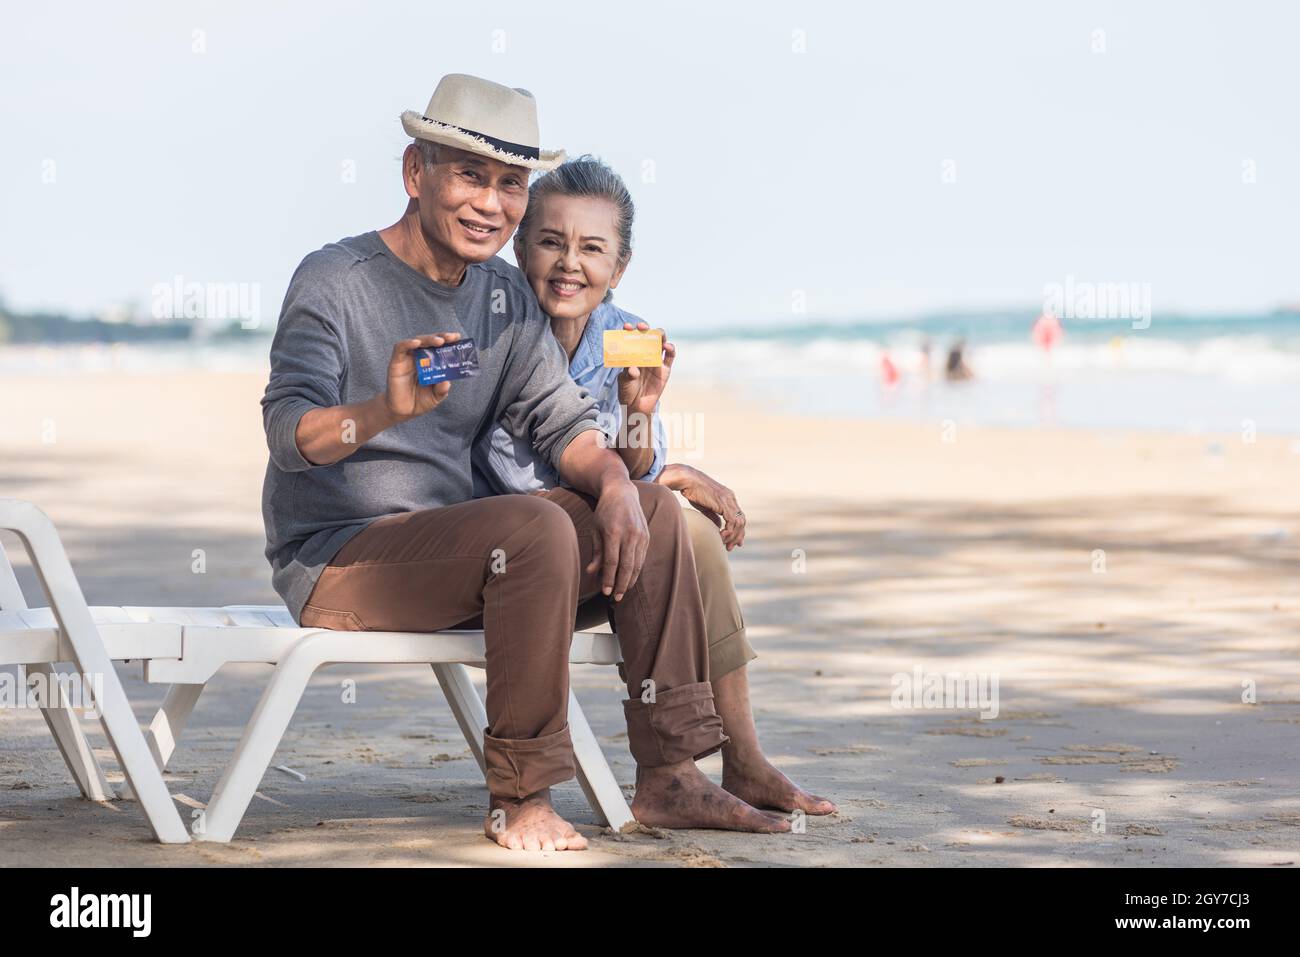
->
[412, 138, 442, 167]
[517, 156, 634, 304]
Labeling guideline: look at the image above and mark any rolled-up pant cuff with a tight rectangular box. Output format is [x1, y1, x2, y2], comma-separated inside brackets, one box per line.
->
[482, 724, 576, 799]
[710, 627, 757, 682]
[622, 681, 729, 767]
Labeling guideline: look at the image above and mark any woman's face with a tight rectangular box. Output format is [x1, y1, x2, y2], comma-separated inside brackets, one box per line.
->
[515, 194, 628, 320]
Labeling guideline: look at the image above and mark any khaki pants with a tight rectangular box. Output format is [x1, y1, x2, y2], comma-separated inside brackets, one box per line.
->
[682, 506, 757, 680]
[300, 483, 729, 798]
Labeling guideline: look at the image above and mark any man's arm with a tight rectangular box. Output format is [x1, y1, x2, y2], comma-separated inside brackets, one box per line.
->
[556, 431, 649, 602]
[497, 328, 602, 469]
[294, 395, 396, 467]
[295, 334, 462, 466]
[262, 250, 468, 469]
[261, 260, 349, 473]
[556, 429, 630, 497]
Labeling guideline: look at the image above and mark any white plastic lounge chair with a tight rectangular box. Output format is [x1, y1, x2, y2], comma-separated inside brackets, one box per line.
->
[0, 499, 189, 844]
[0, 498, 635, 844]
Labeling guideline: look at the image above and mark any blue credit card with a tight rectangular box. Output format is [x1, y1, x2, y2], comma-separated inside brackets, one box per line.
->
[415, 338, 479, 385]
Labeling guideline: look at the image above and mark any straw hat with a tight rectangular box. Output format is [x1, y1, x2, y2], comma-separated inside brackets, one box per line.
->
[401, 73, 566, 171]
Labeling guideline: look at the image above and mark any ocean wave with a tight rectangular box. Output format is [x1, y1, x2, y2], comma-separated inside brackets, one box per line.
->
[0, 341, 272, 376]
[674, 335, 1300, 384]
[3, 327, 1299, 386]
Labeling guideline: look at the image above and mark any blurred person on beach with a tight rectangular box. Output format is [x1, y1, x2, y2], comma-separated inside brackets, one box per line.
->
[260, 75, 794, 852]
[945, 338, 974, 381]
[1032, 312, 1063, 354]
[879, 349, 902, 389]
[474, 157, 835, 817]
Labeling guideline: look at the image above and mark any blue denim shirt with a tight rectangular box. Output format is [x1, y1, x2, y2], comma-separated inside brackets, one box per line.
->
[473, 302, 667, 495]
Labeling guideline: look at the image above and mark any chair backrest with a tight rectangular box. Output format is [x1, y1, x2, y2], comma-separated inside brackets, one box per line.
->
[0, 536, 31, 686]
[0, 538, 28, 612]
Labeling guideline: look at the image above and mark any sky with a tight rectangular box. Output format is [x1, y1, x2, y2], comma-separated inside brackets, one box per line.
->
[1, 0, 1297, 330]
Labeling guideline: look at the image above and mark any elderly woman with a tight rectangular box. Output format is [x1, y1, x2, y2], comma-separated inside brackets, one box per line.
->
[475, 157, 834, 820]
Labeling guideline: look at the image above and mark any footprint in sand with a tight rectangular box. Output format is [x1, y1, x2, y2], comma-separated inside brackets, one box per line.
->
[1037, 743, 1178, 773]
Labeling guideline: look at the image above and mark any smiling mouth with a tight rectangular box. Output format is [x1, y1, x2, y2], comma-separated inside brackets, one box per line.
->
[548, 279, 585, 296]
[459, 219, 497, 237]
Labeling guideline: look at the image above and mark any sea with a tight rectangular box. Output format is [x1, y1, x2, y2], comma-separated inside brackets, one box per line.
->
[674, 312, 1300, 437]
[2, 311, 1297, 436]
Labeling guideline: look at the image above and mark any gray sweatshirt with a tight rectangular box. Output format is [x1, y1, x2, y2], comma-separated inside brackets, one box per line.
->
[261, 231, 600, 623]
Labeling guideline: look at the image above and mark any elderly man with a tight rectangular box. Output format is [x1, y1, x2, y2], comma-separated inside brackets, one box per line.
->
[260, 74, 788, 850]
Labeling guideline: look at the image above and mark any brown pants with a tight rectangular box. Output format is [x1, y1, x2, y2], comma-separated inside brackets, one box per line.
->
[300, 483, 729, 798]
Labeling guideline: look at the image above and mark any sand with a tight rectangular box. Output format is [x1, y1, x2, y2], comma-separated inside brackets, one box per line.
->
[1, 369, 1298, 867]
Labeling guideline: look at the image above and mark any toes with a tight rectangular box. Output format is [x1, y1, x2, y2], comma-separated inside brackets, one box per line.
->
[552, 829, 587, 851]
[729, 794, 790, 832]
[488, 805, 591, 850]
[793, 790, 836, 814]
[749, 809, 791, 833]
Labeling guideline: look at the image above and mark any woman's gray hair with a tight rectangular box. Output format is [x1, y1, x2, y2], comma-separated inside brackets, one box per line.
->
[517, 156, 634, 304]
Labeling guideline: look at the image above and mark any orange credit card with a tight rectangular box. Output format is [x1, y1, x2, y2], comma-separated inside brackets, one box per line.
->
[603, 329, 663, 368]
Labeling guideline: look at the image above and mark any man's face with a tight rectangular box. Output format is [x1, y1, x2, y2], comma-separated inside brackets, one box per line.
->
[407, 144, 529, 264]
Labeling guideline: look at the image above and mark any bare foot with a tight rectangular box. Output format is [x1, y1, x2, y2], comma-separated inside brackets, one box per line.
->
[723, 752, 837, 815]
[631, 759, 791, 832]
[483, 789, 588, 851]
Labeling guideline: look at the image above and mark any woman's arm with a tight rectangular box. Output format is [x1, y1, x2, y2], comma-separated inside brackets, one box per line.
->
[618, 411, 658, 479]
[614, 320, 674, 479]
[655, 462, 747, 550]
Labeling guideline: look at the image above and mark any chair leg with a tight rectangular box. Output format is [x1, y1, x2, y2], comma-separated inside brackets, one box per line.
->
[199, 643, 325, 842]
[145, 683, 206, 773]
[568, 689, 634, 830]
[431, 663, 487, 776]
[32, 662, 116, 802]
